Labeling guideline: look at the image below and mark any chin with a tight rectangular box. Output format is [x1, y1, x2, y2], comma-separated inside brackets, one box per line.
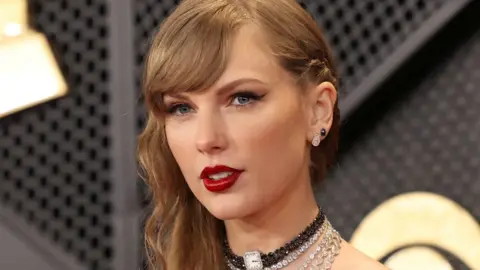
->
[202, 193, 255, 221]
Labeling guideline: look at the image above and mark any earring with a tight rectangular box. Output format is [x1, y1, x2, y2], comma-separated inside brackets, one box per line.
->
[312, 128, 326, 147]
[312, 133, 321, 147]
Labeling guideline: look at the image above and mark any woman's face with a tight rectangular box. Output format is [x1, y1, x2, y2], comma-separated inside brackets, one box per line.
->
[163, 25, 329, 220]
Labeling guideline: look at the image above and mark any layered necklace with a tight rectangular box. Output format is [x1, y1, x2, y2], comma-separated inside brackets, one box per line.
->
[224, 208, 342, 270]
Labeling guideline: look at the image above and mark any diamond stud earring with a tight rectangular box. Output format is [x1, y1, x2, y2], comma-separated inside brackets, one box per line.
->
[312, 128, 327, 147]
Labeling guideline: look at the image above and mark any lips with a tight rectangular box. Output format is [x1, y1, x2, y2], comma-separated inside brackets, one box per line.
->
[200, 165, 243, 192]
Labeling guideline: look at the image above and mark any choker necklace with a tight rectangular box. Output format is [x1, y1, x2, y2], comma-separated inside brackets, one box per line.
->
[224, 209, 325, 270]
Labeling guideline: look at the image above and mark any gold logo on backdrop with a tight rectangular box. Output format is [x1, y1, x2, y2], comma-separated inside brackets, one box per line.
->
[0, 0, 67, 118]
[350, 192, 480, 269]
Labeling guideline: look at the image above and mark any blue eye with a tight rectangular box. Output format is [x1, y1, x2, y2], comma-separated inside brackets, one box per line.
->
[231, 92, 264, 106]
[232, 96, 251, 105]
[168, 104, 192, 116]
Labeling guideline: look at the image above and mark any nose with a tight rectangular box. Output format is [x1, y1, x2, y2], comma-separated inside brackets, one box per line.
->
[195, 110, 228, 155]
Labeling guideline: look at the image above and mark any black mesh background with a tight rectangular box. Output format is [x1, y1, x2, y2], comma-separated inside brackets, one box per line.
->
[302, 0, 446, 92]
[0, 1, 113, 270]
[318, 8, 480, 264]
[135, 0, 181, 131]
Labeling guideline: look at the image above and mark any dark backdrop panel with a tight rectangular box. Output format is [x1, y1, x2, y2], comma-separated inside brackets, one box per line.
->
[302, 0, 447, 92]
[318, 3, 480, 268]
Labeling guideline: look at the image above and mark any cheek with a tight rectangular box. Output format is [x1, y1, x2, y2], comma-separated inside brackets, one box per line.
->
[165, 124, 183, 159]
[234, 100, 308, 186]
[164, 122, 195, 179]
[244, 115, 303, 154]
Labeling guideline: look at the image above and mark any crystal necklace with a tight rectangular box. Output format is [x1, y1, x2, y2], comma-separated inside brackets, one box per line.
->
[227, 219, 342, 270]
[296, 220, 342, 270]
[224, 209, 326, 270]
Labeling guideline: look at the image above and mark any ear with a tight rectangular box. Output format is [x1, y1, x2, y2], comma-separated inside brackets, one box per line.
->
[305, 81, 337, 143]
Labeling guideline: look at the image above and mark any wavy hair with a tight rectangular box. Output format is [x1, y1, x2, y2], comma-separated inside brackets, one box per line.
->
[137, 0, 340, 269]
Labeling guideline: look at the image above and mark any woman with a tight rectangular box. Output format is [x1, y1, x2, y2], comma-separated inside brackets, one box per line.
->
[138, 0, 388, 269]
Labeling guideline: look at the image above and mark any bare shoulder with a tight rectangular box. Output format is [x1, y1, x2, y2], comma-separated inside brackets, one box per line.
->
[332, 239, 390, 270]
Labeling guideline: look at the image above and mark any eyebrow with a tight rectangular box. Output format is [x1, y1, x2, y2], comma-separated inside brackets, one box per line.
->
[216, 78, 266, 95]
[164, 78, 266, 99]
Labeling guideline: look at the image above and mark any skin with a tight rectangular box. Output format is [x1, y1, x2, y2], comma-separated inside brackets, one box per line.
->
[164, 24, 387, 270]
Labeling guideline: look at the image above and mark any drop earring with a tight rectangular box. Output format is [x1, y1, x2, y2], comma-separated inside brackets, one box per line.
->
[312, 133, 321, 147]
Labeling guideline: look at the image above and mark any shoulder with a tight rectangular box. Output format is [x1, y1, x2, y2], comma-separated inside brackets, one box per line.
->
[332, 239, 390, 270]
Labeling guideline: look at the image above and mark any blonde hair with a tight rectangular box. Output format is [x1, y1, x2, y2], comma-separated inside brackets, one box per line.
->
[137, 0, 340, 269]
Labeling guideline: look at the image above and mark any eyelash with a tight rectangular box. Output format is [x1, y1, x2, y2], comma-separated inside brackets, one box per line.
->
[165, 91, 265, 116]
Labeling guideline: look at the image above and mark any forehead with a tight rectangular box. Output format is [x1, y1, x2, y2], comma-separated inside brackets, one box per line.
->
[213, 24, 287, 87]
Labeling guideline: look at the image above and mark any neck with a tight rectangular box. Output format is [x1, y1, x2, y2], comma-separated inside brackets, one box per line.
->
[223, 169, 319, 255]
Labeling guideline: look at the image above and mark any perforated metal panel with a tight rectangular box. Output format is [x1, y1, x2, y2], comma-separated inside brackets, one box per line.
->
[302, 0, 447, 92]
[135, 0, 181, 131]
[0, 1, 113, 270]
[318, 14, 480, 268]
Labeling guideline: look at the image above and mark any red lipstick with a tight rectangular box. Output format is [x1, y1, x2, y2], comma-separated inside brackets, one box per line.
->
[200, 165, 243, 192]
